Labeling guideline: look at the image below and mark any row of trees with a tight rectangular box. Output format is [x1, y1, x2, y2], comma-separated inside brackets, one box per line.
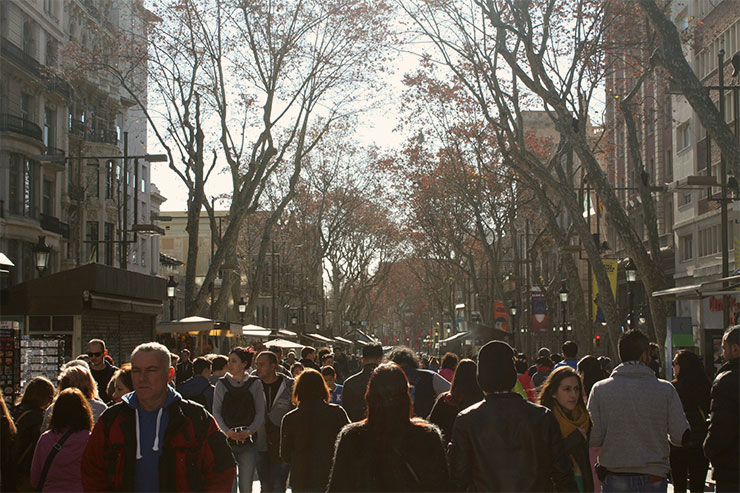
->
[61, 0, 740, 347]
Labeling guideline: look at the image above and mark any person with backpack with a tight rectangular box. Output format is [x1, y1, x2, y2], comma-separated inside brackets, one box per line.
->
[176, 357, 215, 412]
[213, 347, 266, 492]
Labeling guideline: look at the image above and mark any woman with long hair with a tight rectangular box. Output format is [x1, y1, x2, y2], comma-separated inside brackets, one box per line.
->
[669, 350, 712, 493]
[30, 388, 93, 491]
[427, 359, 483, 443]
[13, 377, 55, 491]
[539, 367, 594, 492]
[43, 366, 107, 430]
[280, 369, 349, 492]
[439, 352, 459, 382]
[213, 346, 265, 493]
[327, 362, 450, 492]
[1, 397, 17, 491]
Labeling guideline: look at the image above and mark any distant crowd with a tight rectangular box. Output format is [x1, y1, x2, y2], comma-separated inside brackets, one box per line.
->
[1, 326, 738, 492]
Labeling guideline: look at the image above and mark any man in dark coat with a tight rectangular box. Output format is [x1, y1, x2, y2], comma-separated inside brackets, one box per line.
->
[389, 346, 450, 418]
[704, 325, 740, 492]
[448, 340, 576, 492]
[341, 344, 383, 422]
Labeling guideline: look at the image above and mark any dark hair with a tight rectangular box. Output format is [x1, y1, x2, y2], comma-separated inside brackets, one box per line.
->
[672, 350, 711, 408]
[598, 356, 612, 372]
[290, 362, 305, 375]
[365, 362, 413, 430]
[230, 347, 253, 367]
[211, 355, 228, 371]
[537, 347, 551, 358]
[19, 377, 55, 410]
[292, 369, 330, 405]
[301, 346, 316, 359]
[618, 329, 650, 362]
[562, 341, 578, 358]
[113, 364, 133, 393]
[538, 367, 587, 415]
[724, 325, 740, 347]
[170, 353, 180, 365]
[388, 346, 421, 369]
[87, 338, 106, 351]
[267, 346, 282, 356]
[514, 358, 528, 374]
[362, 344, 383, 359]
[320, 353, 334, 365]
[551, 354, 563, 364]
[441, 352, 459, 370]
[257, 351, 279, 366]
[449, 359, 483, 407]
[536, 356, 554, 368]
[49, 388, 93, 432]
[193, 357, 211, 376]
[1, 396, 16, 439]
[577, 355, 606, 398]
[320, 366, 336, 377]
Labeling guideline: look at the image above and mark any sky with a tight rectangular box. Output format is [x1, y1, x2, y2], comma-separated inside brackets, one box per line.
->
[149, 50, 416, 213]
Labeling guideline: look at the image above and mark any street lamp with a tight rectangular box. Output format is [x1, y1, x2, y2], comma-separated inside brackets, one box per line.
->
[625, 258, 636, 329]
[167, 275, 178, 321]
[32, 236, 51, 275]
[238, 297, 247, 322]
[559, 281, 569, 342]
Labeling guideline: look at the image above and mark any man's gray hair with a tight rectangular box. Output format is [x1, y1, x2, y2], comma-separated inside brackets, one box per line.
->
[131, 342, 172, 368]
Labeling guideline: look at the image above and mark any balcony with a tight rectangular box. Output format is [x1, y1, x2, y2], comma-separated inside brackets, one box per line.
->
[87, 127, 118, 145]
[44, 146, 65, 157]
[0, 113, 42, 141]
[1, 37, 42, 78]
[40, 213, 70, 239]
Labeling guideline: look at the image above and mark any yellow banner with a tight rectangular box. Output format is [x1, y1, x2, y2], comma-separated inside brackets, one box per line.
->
[593, 259, 618, 323]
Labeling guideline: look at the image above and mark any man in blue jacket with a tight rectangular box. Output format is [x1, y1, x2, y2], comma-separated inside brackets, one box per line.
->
[176, 356, 215, 412]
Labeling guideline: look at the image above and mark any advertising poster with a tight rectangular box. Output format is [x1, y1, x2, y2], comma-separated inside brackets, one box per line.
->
[531, 287, 548, 332]
[493, 301, 509, 332]
[592, 259, 618, 323]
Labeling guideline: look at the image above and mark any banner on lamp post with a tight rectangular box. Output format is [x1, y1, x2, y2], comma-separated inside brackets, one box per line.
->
[531, 287, 548, 332]
[493, 301, 509, 332]
[592, 259, 618, 323]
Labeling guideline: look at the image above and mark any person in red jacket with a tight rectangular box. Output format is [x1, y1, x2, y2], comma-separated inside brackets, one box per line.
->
[81, 342, 235, 491]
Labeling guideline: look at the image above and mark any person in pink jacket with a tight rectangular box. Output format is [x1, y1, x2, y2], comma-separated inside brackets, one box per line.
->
[30, 388, 92, 492]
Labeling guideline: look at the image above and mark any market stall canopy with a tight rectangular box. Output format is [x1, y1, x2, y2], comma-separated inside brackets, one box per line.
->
[276, 329, 298, 339]
[242, 325, 272, 338]
[0, 252, 14, 274]
[652, 275, 740, 299]
[303, 332, 334, 344]
[157, 316, 216, 334]
[265, 338, 304, 350]
[440, 331, 470, 344]
[334, 336, 354, 345]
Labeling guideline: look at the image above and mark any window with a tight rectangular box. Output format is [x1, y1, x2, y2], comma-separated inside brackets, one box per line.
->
[699, 224, 720, 258]
[42, 178, 53, 215]
[23, 158, 36, 217]
[45, 40, 57, 67]
[725, 92, 734, 123]
[104, 222, 114, 266]
[86, 221, 99, 262]
[86, 161, 99, 198]
[22, 21, 34, 57]
[678, 122, 690, 150]
[680, 234, 693, 261]
[676, 7, 688, 31]
[105, 161, 115, 199]
[20, 93, 31, 122]
[665, 147, 673, 182]
[44, 108, 56, 149]
[681, 191, 692, 206]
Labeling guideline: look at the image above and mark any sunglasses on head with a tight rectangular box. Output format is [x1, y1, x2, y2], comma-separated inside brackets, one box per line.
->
[88, 351, 103, 357]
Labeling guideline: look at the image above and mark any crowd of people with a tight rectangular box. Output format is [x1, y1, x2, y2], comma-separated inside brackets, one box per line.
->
[0, 325, 737, 492]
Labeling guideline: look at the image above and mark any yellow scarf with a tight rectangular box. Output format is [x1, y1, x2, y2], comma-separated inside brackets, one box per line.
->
[552, 402, 590, 438]
[552, 403, 591, 477]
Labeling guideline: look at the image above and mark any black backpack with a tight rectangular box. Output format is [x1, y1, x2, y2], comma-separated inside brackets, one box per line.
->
[219, 376, 257, 428]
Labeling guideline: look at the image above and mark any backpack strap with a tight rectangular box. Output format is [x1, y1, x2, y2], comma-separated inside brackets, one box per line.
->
[36, 430, 74, 492]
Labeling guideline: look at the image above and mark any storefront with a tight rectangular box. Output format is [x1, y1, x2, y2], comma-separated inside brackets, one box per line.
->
[1, 263, 165, 398]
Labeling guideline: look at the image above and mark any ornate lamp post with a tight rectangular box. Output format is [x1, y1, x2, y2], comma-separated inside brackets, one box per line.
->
[559, 281, 569, 342]
[167, 275, 178, 321]
[238, 297, 247, 323]
[32, 236, 52, 276]
[625, 258, 637, 329]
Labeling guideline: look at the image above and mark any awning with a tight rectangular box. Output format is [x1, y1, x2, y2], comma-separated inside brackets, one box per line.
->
[334, 336, 353, 345]
[277, 329, 297, 338]
[88, 292, 162, 315]
[265, 338, 304, 350]
[653, 275, 740, 299]
[157, 316, 216, 334]
[440, 331, 470, 344]
[242, 329, 272, 338]
[303, 332, 334, 343]
[0, 252, 14, 273]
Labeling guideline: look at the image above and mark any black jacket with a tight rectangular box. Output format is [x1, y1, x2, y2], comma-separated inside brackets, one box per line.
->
[327, 420, 450, 492]
[448, 393, 576, 492]
[341, 364, 377, 422]
[561, 425, 594, 493]
[280, 400, 349, 491]
[704, 358, 739, 484]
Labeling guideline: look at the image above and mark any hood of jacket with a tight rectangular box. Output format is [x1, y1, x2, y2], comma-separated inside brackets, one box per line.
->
[176, 375, 211, 397]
